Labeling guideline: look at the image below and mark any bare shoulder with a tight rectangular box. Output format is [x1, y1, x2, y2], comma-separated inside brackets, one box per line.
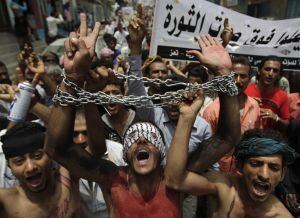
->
[205, 171, 236, 197]
[266, 195, 293, 218]
[205, 170, 233, 186]
[0, 187, 19, 216]
[0, 187, 18, 202]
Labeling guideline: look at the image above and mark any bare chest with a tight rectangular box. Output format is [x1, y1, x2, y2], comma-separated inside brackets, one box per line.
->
[4, 184, 80, 218]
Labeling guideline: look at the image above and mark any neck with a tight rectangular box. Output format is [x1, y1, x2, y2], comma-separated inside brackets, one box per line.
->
[128, 167, 163, 198]
[257, 81, 274, 95]
[237, 92, 247, 110]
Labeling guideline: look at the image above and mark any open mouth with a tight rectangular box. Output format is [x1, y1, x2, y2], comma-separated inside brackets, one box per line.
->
[252, 180, 270, 197]
[135, 150, 150, 165]
[26, 172, 43, 188]
[107, 104, 117, 110]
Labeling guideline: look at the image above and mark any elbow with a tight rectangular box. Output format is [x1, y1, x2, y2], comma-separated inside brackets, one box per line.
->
[164, 172, 184, 191]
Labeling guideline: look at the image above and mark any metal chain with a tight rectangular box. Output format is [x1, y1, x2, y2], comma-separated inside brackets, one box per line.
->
[53, 70, 238, 107]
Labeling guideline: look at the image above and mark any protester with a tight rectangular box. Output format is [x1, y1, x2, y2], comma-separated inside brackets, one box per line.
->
[44, 12, 239, 217]
[10, 0, 31, 49]
[245, 56, 290, 131]
[0, 1, 299, 217]
[165, 95, 298, 217]
[0, 122, 81, 217]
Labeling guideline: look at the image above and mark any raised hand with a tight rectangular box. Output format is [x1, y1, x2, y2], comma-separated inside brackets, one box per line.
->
[64, 13, 100, 85]
[221, 18, 233, 47]
[187, 35, 232, 76]
[85, 67, 115, 93]
[179, 90, 204, 119]
[127, 5, 147, 55]
[0, 84, 17, 102]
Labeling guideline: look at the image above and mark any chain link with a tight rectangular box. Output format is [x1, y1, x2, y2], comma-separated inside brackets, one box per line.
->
[53, 70, 238, 107]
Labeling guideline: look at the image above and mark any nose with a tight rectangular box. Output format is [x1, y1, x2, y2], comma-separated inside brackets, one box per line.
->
[136, 136, 148, 145]
[257, 165, 270, 182]
[25, 159, 38, 174]
[158, 71, 164, 79]
[73, 133, 87, 145]
[235, 75, 241, 84]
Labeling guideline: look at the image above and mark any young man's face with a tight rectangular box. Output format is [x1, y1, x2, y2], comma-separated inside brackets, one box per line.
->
[149, 62, 168, 81]
[188, 75, 203, 84]
[126, 136, 161, 175]
[165, 100, 180, 122]
[232, 63, 250, 93]
[259, 60, 281, 87]
[107, 40, 116, 50]
[102, 84, 124, 116]
[242, 154, 284, 202]
[9, 149, 52, 193]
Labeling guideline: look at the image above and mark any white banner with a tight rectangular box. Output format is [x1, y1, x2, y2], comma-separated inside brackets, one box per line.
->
[150, 0, 300, 70]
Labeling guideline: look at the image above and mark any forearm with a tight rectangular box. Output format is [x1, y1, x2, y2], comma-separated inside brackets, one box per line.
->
[29, 102, 51, 126]
[45, 83, 76, 156]
[40, 74, 57, 97]
[84, 103, 106, 157]
[188, 95, 240, 173]
[165, 115, 194, 186]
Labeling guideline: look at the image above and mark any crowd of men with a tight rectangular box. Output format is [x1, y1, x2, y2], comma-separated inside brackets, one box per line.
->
[0, 2, 299, 218]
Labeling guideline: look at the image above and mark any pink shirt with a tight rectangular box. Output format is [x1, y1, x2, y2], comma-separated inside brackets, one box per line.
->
[288, 93, 300, 120]
[203, 95, 261, 134]
[203, 95, 262, 173]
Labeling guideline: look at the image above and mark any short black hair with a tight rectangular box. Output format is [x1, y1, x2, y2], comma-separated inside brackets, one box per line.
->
[186, 63, 209, 83]
[232, 56, 252, 75]
[104, 77, 126, 94]
[103, 33, 117, 44]
[142, 56, 164, 77]
[259, 55, 283, 72]
[257, 55, 283, 86]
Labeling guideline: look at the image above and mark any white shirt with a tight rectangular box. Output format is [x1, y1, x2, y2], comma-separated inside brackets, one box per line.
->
[46, 14, 64, 37]
[0, 129, 18, 188]
[114, 30, 129, 48]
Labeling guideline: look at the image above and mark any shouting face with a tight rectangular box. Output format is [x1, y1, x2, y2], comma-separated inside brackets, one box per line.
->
[9, 149, 52, 193]
[242, 154, 284, 202]
[126, 136, 161, 175]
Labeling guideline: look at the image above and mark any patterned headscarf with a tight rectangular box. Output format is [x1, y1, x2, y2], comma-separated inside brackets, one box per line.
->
[235, 137, 299, 165]
[123, 122, 165, 162]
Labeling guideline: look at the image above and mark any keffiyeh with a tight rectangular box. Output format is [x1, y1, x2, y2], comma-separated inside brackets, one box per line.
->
[123, 122, 165, 162]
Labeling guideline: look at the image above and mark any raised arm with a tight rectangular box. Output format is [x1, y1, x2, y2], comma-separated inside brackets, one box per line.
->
[186, 35, 240, 173]
[165, 90, 217, 195]
[165, 35, 240, 193]
[45, 14, 117, 182]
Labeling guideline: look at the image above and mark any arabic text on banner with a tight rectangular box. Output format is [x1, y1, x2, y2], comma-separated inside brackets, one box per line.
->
[150, 0, 300, 70]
